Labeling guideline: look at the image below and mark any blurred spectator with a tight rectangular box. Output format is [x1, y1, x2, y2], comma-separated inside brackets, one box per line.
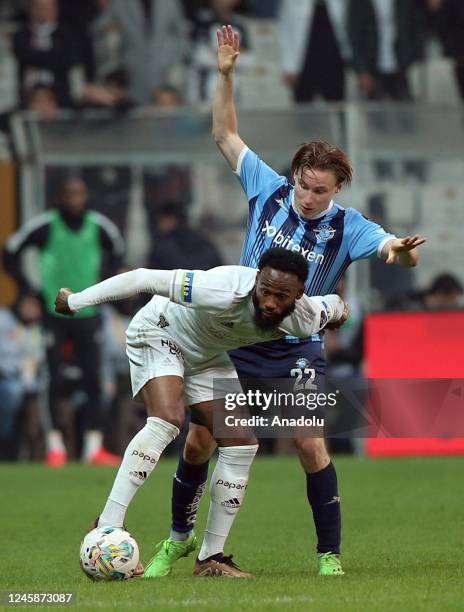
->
[152, 84, 183, 109]
[13, 0, 87, 106]
[98, 0, 188, 104]
[12, 0, 119, 108]
[186, 0, 251, 104]
[25, 83, 58, 118]
[3, 175, 125, 467]
[143, 86, 193, 227]
[0, 293, 43, 460]
[247, 0, 280, 18]
[348, 0, 425, 100]
[279, 0, 350, 102]
[147, 202, 223, 270]
[429, 0, 464, 100]
[387, 273, 464, 310]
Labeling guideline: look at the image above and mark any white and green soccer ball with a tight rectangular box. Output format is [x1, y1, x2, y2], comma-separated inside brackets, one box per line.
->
[80, 526, 139, 581]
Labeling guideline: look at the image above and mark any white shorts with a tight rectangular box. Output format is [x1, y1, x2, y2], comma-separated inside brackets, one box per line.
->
[126, 326, 242, 406]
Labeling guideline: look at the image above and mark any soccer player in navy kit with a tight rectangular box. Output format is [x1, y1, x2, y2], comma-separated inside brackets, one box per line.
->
[146, 25, 425, 578]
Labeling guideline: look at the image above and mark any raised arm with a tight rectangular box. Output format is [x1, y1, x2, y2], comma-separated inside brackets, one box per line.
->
[55, 268, 174, 315]
[212, 25, 247, 169]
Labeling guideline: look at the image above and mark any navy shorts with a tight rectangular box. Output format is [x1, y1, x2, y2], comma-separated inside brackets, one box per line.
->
[229, 339, 325, 379]
[189, 339, 325, 426]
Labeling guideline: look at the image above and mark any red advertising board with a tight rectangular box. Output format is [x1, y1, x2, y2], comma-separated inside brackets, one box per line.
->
[365, 311, 464, 456]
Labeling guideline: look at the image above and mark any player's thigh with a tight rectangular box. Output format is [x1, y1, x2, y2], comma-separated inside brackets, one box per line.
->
[139, 375, 185, 430]
[183, 421, 217, 464]
[185, 365, 257, 447]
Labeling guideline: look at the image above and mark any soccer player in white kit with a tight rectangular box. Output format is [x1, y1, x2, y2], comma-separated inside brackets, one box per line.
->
[55, 248, 347, 577]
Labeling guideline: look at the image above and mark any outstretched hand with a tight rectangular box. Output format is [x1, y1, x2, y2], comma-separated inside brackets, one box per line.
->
[54, 288, 74, 316]
[385, 235, 426, 264]
[217, 24, 240, 76]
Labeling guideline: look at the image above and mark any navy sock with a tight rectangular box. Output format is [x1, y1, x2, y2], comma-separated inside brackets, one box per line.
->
[306, 462, 341, 554]
[171, 455, 209, 534]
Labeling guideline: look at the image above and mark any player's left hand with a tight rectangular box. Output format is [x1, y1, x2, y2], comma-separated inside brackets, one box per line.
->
[54, 288, 74, 316]
[385, 235, 426, 264]
[325, 301, 349, 330]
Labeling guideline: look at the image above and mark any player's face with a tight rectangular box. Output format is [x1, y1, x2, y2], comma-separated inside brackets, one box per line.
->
[60, 178, 88, 215]
[252, 267, 304, 331]
[293, 167, 341, 219]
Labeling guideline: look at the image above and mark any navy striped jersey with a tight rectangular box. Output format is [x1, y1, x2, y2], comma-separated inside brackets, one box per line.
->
[235, 147, 395, 341]
[237, 147, 394, 294]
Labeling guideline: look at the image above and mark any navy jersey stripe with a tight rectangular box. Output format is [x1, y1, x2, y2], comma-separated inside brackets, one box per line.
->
[308, 210, 346, 295]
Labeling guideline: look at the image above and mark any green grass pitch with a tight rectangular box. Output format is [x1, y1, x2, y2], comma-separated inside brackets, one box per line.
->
[1, 455, 463, 611]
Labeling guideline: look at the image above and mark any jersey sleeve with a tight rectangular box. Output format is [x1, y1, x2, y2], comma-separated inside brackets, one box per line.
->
[278, 294, 345, 337]
[235, 147, 286, 203]
[170, 266, 255, 313]
[346, 209, 396, 261]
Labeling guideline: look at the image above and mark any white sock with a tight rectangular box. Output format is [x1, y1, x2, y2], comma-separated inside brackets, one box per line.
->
[98, 417, 179, 527]
[82, 430, 103, 461]
[46, 430, 66, 453]
[198, 444, 258, 561]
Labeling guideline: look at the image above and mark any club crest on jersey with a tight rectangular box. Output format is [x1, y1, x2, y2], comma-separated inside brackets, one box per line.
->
[314, 224, 336, 242]
[181, 271, 194, 303]
[295, 358, 310, 369]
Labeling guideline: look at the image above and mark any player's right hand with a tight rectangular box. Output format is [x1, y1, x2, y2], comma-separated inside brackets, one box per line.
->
[54, 288, 74, 316]
[217, 24, 240, 76]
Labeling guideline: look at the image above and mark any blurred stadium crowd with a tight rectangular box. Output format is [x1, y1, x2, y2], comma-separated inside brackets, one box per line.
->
[0, 0, 463, 464]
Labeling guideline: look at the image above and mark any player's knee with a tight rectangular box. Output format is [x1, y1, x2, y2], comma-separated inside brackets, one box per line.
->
[146, 400, 185, 430]
[184, 426, 215, 464]
[294, 437, 329, 465]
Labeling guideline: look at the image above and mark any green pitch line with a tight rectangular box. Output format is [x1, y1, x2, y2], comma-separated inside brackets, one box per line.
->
[0, 456, 463, 611]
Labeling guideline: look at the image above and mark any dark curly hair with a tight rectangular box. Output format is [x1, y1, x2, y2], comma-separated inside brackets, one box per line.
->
[258, 247, 308, 284]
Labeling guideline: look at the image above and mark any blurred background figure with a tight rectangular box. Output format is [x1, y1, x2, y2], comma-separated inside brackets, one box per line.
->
[3, 176, 125, 467]
[279, 0, 350, 103]
[387, 273, 464, 310]
[97, 0, 188, 104]
[0, 293, 44, 461]
[185, 0, 251, 104]
[12, 0, 120, 109]
[143, 86, 193, 230]
[348, 0, 425, 101]
[428, 0, 464, 100]
[24, 84, 59, 119]
[147, 202, 223, 271]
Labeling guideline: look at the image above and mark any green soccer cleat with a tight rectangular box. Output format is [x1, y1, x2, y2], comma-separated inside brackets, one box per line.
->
[318, 552, 345, 576]
[143, 532, 197, 578]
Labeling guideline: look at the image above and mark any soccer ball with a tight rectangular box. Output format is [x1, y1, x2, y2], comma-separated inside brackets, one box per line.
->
[79, 526, 140, 581]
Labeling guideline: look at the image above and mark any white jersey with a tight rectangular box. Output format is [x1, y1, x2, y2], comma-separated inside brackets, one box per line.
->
[68, 265, 344, 374]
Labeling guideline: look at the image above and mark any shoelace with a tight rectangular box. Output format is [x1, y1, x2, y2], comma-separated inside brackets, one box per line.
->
[321, 554, 341, 567]
[215, 554, 241, 570]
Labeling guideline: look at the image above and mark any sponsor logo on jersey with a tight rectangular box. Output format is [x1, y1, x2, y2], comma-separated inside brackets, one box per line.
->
[156, 314, 169, 328]
[314, 224, 336, 242]
[161, 339, 184, 358]
[261, 221, 324, 264]
[181, 271, 194, 303]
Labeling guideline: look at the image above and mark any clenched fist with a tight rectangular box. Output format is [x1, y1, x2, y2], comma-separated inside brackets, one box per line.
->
[54, 288, 74, 316]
